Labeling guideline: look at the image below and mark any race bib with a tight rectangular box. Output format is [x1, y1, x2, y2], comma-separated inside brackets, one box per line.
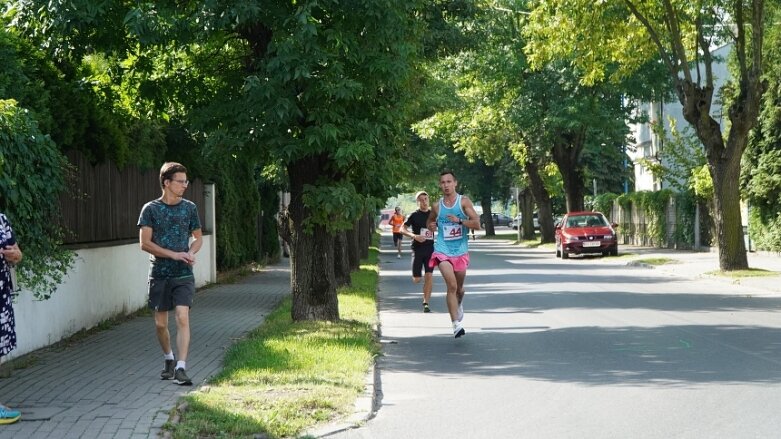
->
[420, 228, 434, 240]
[442, 223, 463, 241]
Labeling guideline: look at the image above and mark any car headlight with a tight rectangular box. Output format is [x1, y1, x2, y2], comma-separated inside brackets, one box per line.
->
[604, 234, 614, 240]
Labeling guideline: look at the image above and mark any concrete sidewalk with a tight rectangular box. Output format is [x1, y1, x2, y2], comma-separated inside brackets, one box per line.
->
[620, 245, 781, 294]
[0, 259, 289, 439]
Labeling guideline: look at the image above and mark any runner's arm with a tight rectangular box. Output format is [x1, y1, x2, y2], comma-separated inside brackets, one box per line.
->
[427, 204, 438, 231]
[461, 197, 481, 230]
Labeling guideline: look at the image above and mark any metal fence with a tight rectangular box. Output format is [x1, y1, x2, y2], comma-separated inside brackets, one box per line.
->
[59, 151, 205, 246]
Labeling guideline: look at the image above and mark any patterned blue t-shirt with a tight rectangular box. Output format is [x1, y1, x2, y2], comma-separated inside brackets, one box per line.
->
[137, 198, 201, 279]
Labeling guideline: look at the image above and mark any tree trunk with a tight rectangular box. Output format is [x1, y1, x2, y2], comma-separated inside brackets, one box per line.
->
[347, 222, 361, 270]
[519, 188, 535, 240]
[358, 212, 372, 259]
[481, 196, 494, 236]
[679, 79, 753, 271]
[551, 133, 586, 212]
[288, 156, 339, 321]
[525, 160, 555, 243]
[710, 158, 748, 269]
[334, 231, 352, 288]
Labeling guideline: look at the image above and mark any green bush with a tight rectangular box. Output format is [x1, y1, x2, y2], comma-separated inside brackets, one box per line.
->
[0, 99, 74, 299]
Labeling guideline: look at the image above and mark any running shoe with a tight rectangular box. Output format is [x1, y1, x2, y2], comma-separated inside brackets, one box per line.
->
[423, 303, 431, 313]
[161, 359, 176, 380]
[453, 322, 465, 338]
[173, 368, 193, 385]
[0, 406, 21, 425]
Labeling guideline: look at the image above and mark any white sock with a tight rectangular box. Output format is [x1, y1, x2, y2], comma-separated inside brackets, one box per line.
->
[164, 352, 175, 361]
[176, 360, 186, 370]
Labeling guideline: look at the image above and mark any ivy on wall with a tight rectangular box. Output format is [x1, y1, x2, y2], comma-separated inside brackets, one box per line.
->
[0, 99, 74, 299]
[605, 189, 698, 248]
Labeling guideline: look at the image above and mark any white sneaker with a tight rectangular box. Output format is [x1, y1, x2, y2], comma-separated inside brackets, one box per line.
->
[453, 321, 465, 338]
[397, 254, 401, 259]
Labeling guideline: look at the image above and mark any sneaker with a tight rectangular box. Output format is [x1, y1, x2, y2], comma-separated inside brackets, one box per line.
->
[397, 254, 401, 259]
[453, 322, 466, 338]
[423, 303, 431, 313]
[161, 359, 176, 380]
[0, 406, 21, 425]
[173, 368, 193, 385]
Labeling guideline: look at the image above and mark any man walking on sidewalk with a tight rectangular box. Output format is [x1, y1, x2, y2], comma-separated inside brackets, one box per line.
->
[427, 170, 480, 338]
[138, 162, 203, 385]
[402, 191, 435, 313]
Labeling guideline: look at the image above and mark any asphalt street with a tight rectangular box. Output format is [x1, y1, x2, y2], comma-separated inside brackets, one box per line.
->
[326, 231, 781, 439]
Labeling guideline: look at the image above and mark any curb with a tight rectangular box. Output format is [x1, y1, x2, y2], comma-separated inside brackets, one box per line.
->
[303, 363, 378, 438]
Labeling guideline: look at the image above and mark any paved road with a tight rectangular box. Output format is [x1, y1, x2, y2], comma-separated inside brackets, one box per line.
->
[328, 234, 781, 439]
[0, 259, 289, 439]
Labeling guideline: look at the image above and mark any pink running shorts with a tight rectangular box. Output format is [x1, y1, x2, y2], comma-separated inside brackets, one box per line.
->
[429, 252, 470, 272]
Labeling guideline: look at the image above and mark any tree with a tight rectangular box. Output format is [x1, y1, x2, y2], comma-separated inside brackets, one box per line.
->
[129, 0, 425, 320]
[526, 0, 767, 270]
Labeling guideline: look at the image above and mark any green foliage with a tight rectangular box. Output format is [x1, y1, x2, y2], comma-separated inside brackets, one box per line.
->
[612, 189, 680, 245]
[691, 165, 714, 200]
[647, 118, 707, 192]
[592, 193, 618, 218]
[742, 3, 781, 250]
[672, 190, 696, 247]
[635, 189, 672, 244]
[0, 99, 74, 299]
[748, 208, 781, 252]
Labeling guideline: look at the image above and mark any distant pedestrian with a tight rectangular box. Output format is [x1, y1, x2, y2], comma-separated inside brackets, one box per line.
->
[427, 170, 480, 338]
[138, 162, 202, 385]
[402, 191, 435, 313]
[388, 207, 405, 259]
[0, 212, 23, 424]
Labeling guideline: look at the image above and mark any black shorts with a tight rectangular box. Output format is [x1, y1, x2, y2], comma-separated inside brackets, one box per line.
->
[148, 277, 195, 311]
[393, 233, 403, 246]
[411, 245, 435, 278]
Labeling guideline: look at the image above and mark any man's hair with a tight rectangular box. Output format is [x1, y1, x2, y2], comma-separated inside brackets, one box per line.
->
[160, 162, 187, 189]
[440, 169, 456, 179]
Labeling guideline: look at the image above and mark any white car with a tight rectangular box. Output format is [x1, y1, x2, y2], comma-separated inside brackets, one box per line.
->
[512, 213, 539, 230]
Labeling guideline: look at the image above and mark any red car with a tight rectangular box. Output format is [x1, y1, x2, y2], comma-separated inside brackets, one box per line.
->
[555, 211, 618, 259]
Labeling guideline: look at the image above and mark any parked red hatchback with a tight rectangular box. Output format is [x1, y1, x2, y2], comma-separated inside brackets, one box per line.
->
[555, 211, 618, 259]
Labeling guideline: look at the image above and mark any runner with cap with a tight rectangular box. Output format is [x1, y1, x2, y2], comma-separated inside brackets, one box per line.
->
[402, 191, 435, 313]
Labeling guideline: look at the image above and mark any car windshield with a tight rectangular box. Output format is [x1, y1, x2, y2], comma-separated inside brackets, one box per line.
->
[566, 215, 606, 228]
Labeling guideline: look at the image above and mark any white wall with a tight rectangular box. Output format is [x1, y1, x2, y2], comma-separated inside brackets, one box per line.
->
[629, 44, 732, 192]
[7, 235, 215, 360]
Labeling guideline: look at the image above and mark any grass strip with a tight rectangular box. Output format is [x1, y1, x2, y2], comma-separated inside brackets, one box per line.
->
[634, 257, 678, 266]
[707, 268, 779, 278]
[167, 243, 380, 439]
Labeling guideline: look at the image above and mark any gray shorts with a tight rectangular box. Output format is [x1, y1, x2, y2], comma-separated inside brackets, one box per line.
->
[148, 277, 195, 311]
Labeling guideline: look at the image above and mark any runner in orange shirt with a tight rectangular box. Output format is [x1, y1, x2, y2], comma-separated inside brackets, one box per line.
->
[388, 207, 405, 259]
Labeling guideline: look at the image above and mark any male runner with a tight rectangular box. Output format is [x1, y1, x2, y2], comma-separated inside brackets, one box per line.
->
[402, 191, 435, 313]
[427, 170, 480, 338]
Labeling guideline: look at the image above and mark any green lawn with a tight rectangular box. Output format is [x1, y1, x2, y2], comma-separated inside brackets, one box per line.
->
[167, 243, 380, 439]
[706, 268, 779, 278]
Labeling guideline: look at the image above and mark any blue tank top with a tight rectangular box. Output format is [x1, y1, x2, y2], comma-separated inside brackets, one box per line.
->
[434, 194, 469, 256]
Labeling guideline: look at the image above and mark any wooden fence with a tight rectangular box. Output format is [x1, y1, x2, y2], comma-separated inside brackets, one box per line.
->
[59, 151, 206, 246]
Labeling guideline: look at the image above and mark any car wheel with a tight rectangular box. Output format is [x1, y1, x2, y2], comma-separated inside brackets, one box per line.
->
[610, 247, 618, 257]
[561, 249, 569, 259]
